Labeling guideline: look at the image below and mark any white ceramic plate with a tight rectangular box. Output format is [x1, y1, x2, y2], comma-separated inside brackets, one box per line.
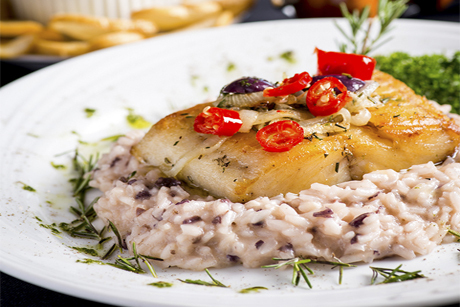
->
[1, 19, 459, 307]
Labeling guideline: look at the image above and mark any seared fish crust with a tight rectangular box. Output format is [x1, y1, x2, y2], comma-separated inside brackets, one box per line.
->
[132, 71, 460, 202]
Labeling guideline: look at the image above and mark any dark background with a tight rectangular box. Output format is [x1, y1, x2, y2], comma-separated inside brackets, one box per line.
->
[1, 0, 459, 306]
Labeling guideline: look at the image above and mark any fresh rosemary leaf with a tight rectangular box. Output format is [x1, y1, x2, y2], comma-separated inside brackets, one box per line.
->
[101, 134, 125, 142]
[148, 281, 173, 288]
[70, 246, 99, 257]
[17, 181, 36, 192]
[239, 286, 268, 293]
[335, 0, 408, 55]
[131, 242, 159, 278]
[178, 278, 217, 287]
[370, 264, 425, 284]
[263, 257, 355, 288]
[179, 269, 227, 288]
[205, 268, 227, 287]
[140, 255, 158, 278]
[448, 228, 460, 239]
[108, 220, 124, 250]
[102, 243, 118, 260]
[262, 258, 313, 288]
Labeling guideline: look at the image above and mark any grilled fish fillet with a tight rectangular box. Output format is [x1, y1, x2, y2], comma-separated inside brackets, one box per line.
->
[132, 71, 460, 202]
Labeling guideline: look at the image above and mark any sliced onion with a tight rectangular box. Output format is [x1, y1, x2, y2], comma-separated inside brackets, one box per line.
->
[355, 81, 379, 97]
[238, 109, 259, 133]
[212, 91, 268, 108]
[254, 109, 304, 125]
[298, 108, 351, 136]
[350, 108, 372, 126]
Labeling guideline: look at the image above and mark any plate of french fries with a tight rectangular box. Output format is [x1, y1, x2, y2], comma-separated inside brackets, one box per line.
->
[0, 0, 253, 65]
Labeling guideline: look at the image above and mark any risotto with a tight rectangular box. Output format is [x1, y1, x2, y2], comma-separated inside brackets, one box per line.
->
[90, 130, 460, 270]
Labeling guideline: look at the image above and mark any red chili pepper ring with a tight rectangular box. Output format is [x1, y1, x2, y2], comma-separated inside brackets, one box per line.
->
[194, 107, 243, 136]
[306, 77, 352, 117]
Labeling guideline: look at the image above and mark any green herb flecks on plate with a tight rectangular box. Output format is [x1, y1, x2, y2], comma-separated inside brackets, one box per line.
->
[126, 108, 152, 129]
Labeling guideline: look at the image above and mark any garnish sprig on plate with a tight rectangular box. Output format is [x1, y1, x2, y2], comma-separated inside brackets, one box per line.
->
[59, 150, 109, 244]
[447, 228, 460, 242]
[262, 257, 355, 288]
[335, 0, 408, 55]
[370, 264, 425, 284]
[179, 269, 228, 288]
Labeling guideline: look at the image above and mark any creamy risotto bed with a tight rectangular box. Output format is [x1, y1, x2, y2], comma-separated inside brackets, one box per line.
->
[90, 130, 460, 271]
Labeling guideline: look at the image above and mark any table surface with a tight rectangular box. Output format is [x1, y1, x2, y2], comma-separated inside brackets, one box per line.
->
[1, 1, 459, 306]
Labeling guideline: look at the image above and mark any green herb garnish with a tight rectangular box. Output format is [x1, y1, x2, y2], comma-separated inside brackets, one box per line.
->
[35, 217, 62, 237]
[70, 246, 99, 257]
[262, 257, 355, 288]
[126, 108, 151, 129]
[370, 264, 425, 284]
[179, 269, 227, 287]
[239, 286, 268, 293]
[80, 242, 162, 277]
[59, 150, 106, 244]
[335, 0, 408, 55]
[280, 51, 296, 64]
[374, 52, 460, 113]
[227, 62, 236, 72]
[148, 281, 173, 288]
[101, 134, 125, 142]
[51, 162, 66, 170]
[448, 228, 460, 241]
[84, 108, 96, 118]
[18, 182, 36, 192]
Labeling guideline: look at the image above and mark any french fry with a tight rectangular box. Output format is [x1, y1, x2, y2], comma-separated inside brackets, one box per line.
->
[131, 1, 222, 32]
[1, 1, 250, 59]
[35, 38, 90, 57]
[0, 34, 35, 58]
[213, 0, 254, 16]
[214, 10, 234, 26]
[48, 14, 157, 41]
[0, 21, 44, 37]
[37, 28, 67, 41]
[89, 31, 145, 51]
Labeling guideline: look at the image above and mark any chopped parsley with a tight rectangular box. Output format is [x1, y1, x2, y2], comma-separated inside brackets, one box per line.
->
[375, 51, 460, 113]
[101, 134, 124, 142]
[70, 246, 99, 257]
[51, 162, 66, 169]
[35, 217, 62, 237]
[148, 281, 173, 288]
[280, 51, 296, 64]
[227, 62, 236, 72]
[18, 181, 36, 192]
[84, 108, 96, 118]
[126, 108, 152, 129]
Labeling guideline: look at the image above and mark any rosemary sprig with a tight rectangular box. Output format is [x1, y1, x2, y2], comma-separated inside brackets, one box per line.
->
[335, 0, 408, 55]
[239, 286, 268, 293]
[262, 257, 355, 288]
[370, 264, 425, 284]
[448, 228, 460, 241]
[108, 220, 125, 250]
[80, 242, 163, 278]
[59, 149, 115, 249]
[179, 269, 228, 287]
[148, 281, 173, 288]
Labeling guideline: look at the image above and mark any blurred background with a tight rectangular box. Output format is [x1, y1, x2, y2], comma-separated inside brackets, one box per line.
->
[1, 0, 459, 87]
[1, 0, 459, 306]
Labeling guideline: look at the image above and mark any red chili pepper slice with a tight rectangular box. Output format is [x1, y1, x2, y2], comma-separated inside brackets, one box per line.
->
[256, 120, 304, 152]
[194, 107, 242, 136]
[306, 77, 352, 117]
[263, 72, 312, 97]
[315, 48, 376, 80]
